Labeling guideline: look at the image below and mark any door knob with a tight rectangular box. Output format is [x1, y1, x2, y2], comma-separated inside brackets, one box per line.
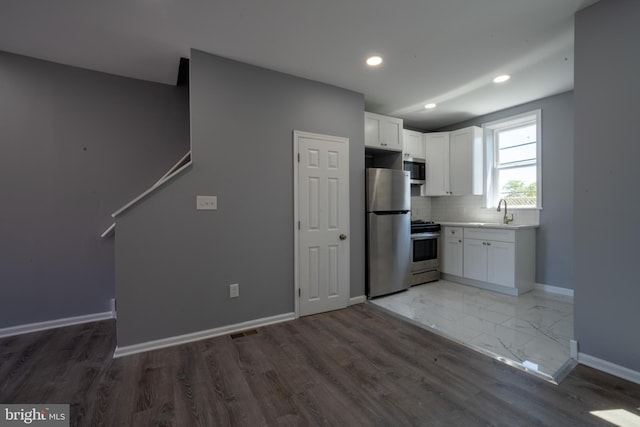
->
[339, 234, 347, 241]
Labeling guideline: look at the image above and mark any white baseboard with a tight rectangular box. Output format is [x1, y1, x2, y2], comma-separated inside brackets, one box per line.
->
[441, 274, 519, 296]
[113, 312, 296, 358]
[0, 311, 114, 339]
[570, 339, 578, 359]
[534, 283, 574, 297]
[578, 352, 640, 385]
[349, 295, 367, 306]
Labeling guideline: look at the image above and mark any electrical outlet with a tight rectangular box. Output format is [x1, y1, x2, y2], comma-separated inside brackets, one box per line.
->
[229, 283, 239, 298]
[196, 195, 217, 210]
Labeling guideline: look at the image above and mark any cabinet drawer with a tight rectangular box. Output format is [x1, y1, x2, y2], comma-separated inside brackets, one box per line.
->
[463, 228, 515, 243]
[443, 227, 463, 237]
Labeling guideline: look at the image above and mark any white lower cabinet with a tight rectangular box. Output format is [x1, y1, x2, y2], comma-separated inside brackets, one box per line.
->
[442, 226, 535, 295]
[442, 227, 463, 276]
[462, 238, 489, 282]
[487, 240, 515, 287]
[464, 239, 515, 287]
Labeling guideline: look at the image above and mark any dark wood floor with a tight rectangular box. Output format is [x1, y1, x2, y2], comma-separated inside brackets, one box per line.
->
[2, 303, 639, 426]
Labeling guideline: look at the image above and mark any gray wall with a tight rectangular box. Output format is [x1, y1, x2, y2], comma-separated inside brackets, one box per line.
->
[438, 92, 574, 289]
[0, 51, 189, 328]
[574, 0, 640, 371]
[115, 50, 365, 347]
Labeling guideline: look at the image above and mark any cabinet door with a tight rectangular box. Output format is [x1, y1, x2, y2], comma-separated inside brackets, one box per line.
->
[487, 241, 515, 287]
[449, 127, 483, 195]
[403, 130, 425, 159]
[381, 117, 403, 151]
[364, 112, 403, 151]
[442, 236, 463, 276]
[463, 238, 487, 281]
[365, 113, 382, 148]
[423, 132, 450, 196]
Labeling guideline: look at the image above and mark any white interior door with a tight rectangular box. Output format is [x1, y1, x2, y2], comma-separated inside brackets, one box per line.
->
[295, 131, 349, 317]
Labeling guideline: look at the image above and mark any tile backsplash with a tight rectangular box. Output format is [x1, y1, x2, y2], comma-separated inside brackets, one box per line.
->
[410, 196, 432, 221]
[414, 195, 539, 225]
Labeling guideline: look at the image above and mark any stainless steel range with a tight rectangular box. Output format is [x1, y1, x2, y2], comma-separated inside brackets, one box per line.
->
[409, 220, 441, 286]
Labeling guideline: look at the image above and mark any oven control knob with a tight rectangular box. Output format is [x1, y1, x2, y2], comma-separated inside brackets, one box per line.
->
[339, 234, 347, 241]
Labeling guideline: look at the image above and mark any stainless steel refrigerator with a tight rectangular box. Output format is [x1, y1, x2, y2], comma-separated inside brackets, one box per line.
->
[366, 168, 411, 298]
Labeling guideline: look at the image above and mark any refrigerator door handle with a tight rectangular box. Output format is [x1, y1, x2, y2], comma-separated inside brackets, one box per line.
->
[371, 210, 410, 215]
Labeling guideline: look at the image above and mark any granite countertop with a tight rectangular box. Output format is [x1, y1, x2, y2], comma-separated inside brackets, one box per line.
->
[438, 221, 539, 230]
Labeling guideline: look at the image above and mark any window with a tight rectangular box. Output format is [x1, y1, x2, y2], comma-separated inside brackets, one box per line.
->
[483, 110, 541, 209]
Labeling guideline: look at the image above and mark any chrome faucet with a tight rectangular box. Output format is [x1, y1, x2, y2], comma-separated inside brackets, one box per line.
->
[497, 199, 514, 224]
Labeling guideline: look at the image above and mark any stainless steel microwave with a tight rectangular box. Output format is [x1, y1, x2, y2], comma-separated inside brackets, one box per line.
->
[403, 159, 425, 184]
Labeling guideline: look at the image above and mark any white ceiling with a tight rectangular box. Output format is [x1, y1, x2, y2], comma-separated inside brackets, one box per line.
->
[0, 0, 599, 130]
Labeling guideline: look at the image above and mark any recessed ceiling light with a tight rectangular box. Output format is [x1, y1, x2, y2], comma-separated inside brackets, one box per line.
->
[366, 56, 383, 66]
[424, 103, 437, 109]
[493, 74, 511, 83]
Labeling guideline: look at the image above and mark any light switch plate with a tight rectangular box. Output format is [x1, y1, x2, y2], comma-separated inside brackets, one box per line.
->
[196, 195, 217, 210]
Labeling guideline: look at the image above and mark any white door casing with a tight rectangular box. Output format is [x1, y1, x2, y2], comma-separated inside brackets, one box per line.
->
[294, 131, 350, 317]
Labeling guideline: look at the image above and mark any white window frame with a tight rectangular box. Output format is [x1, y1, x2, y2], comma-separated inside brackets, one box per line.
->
[482, 110, 542, 209]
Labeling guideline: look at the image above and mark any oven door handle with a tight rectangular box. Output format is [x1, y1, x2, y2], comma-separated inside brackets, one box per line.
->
[411, 232, 440, 240]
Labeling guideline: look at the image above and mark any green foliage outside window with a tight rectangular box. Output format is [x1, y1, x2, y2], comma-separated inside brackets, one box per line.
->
[501, 180, 536, 206]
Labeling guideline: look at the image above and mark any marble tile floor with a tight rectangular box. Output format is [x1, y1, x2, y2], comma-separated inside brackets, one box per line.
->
[370, 279, 574, 383]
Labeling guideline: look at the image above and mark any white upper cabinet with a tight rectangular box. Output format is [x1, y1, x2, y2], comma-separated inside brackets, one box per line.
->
[423, 132, 451, 196]
[423, 126, 483, 196]
[402, 130, 425, 159]
[449, 126, 483, 196]
[364, 112, 403, 151]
